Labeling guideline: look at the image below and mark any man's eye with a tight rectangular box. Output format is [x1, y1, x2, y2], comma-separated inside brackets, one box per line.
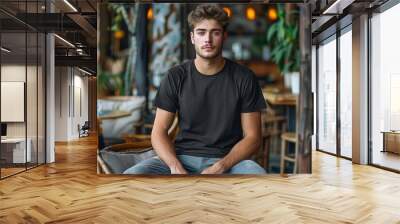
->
[197, 32, 205, 35]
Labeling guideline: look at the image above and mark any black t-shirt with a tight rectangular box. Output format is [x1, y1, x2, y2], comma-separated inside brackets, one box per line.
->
[154, 58, 267, 158]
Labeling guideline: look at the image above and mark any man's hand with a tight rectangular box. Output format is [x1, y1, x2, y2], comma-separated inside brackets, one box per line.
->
[152, 108, 186, 175]
[201, 112, 262, 175]
[201, 161, 226, 174]
[169, 163, 188, 174]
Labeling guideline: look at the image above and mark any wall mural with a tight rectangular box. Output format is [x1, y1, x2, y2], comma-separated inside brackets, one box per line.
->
[99, 3, 182, 93]
[150, 3, 182, 87]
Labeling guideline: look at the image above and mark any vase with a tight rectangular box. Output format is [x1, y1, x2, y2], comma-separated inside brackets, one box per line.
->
[284, 73, 292, 90]
[290, 72, 300, 95]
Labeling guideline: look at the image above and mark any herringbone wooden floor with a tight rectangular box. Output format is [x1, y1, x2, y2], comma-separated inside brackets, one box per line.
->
[1, 135, 400, 224]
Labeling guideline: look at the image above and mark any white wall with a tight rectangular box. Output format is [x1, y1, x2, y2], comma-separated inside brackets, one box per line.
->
[77, 72, 89, 138]
[1, 63, 46, 164]
[1, 65, 38, 137]
[1, 65, 26, 141]
[54, 67, 89, 141]
[55, 67, 69, 141]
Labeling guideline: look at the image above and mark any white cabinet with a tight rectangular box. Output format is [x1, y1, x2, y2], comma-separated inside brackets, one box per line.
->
[1, 138, 32, 163]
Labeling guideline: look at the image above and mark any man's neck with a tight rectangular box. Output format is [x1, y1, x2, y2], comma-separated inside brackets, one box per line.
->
[194, 56, 225, 76]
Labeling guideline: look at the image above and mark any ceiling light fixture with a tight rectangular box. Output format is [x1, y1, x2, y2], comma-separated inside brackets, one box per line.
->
[78, 67, 92, 76]
[63, 0, 78, 12]
[1, 47, 11, 53]
[76, 49, 84, 55]
[54, 34, 75, 48]
[323, 0, 355, 14]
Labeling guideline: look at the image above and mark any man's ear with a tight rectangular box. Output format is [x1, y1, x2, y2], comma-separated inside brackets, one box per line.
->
[223, 31, 228, 41]
[190, 31, 194, 44]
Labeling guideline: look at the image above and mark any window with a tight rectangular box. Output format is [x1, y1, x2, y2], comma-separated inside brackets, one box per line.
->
[317, 36, 337, 154]
[370, 3, 400, 171]
[0, 1, 47, 179]
[339, 28, 352, 158]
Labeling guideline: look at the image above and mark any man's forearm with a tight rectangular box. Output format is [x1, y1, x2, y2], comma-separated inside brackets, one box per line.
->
[151, 131, 182, 168]
[217, 136, 261, 171]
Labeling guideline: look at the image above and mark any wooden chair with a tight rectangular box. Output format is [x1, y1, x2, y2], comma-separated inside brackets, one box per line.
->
[97, 116, 179, 174]
[280, 132, 298, 175]
[259, 114, 287, 171]
[121, 108, 156, 143]
[121, 123, 154, 143]
[78, 121, 90, 138]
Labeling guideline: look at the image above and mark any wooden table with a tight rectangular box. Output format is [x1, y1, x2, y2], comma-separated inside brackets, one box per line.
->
[98, 110, 130, 120]
[381, 131, 400, 154]
[263, 91, 297, 131]
[262, 91, 297, 172]
[262, 91, 297, 106]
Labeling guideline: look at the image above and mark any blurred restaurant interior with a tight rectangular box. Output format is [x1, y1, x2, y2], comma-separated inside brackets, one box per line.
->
[97, 3, 304, 174]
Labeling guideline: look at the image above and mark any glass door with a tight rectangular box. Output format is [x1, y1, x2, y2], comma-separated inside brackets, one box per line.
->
[370, 3, 400, 171]
[339, 27, 352, 159]
[0, 0, 47, 179]
[1, 30, 28, 178]
[317, 35, 337, 155]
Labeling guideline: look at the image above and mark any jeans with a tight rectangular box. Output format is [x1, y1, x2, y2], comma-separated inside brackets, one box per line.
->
[123, 155, 266, 175]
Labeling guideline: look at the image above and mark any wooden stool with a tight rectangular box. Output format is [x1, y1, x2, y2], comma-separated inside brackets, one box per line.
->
[280, 132, 297, 175]
[260, 115, 286, 171]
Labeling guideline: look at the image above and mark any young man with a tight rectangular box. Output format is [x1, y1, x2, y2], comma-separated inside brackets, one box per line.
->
[124, 4, 267, 175]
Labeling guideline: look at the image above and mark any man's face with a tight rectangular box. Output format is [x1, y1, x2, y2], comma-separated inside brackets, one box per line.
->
[190, 19, 226, 60]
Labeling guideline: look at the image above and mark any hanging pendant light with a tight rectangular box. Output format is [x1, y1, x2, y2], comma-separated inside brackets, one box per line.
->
[246, 6, 256, 21]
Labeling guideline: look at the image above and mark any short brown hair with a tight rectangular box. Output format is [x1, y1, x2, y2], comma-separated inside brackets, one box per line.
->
[188, 4, 229, 31]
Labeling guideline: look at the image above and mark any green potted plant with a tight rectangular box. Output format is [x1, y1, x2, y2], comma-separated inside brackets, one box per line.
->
[266, 5, 300, 94]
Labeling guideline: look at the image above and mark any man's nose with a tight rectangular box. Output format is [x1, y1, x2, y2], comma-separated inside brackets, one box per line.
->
[204, 32, 212, 43]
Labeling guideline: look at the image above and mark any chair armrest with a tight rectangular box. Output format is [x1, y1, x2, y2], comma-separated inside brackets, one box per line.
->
[108, 142, 153, 152]
[122, 134, 151, 142]
[97, 153, 112, 174]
